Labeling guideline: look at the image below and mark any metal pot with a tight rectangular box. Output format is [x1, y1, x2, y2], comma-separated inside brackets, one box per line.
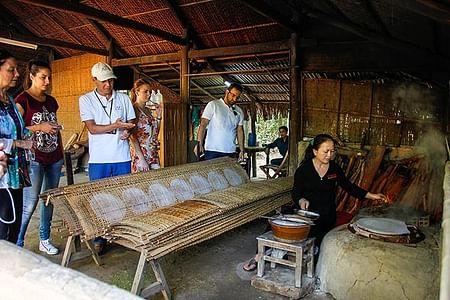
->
[269, 215, 311, 243]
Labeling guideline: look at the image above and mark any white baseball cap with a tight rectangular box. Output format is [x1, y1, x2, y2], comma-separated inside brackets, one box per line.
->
[91, 62, 117, 81]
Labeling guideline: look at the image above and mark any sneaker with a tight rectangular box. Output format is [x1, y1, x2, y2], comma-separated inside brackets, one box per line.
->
[39, 239, 59, 255]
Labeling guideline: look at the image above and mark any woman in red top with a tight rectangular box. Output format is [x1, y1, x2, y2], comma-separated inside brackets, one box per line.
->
[15, 60, 63, 255]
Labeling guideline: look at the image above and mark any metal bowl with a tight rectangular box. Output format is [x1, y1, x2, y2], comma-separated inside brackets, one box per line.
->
[269, 215, 311, 243]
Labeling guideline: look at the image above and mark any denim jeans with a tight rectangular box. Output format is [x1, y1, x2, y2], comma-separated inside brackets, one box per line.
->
[16, 159, 63, 247]
[88, 161, 131, 247]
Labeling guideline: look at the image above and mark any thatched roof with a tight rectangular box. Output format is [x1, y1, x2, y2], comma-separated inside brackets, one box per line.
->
[1, 0, 449, 112]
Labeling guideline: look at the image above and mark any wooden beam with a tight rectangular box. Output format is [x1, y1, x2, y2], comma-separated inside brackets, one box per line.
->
[396, 0, 450, 24]
[299, 3, 450, 70]
[112, 40, 291, 67]
[112, 53, 181, 67]
[17, 0, 186, 45]
[0, 31, 107, 56]
[189, 40, 291, 59]
[301, 41, 445, 72]
[361, 0, 391, 37]
[185, 66, 288, 77]
[238, 0, 298, 32]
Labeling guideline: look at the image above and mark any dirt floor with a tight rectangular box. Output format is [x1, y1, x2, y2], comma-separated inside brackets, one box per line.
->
[21, 161, 334, 300]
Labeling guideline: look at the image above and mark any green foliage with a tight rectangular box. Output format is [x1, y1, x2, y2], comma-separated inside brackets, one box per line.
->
[255, 116, 288, 145]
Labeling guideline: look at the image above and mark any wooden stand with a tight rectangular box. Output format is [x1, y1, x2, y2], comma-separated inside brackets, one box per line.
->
[251, 231, 315, 299]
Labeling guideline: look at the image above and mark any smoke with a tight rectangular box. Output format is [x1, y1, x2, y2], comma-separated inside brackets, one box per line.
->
[414, 129, 446, 219]
[391, 83, 438, 120]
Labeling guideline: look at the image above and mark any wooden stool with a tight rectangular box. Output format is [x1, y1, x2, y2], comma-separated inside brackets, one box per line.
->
[256, 231, 315, 288]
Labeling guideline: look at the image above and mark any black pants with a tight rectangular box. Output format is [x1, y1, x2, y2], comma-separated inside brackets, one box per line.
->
[0, 188, 23, 243]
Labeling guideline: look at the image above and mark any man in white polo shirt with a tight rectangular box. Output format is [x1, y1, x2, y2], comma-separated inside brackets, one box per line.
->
[79, 62, 135, 253]
[195, 82, 245, 161]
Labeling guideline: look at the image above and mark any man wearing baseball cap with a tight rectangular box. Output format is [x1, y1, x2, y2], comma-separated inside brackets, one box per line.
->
[79, 62, 136, 254]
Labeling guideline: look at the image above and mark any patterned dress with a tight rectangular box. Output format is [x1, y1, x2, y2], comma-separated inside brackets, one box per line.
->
[131, 107, 161, 173]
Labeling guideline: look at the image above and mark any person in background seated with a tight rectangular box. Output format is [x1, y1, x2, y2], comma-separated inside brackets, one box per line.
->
[264, 126, 289, 166]
[79, 62, 136, 254]
[194, 82, 245, 161]
[15, 60, 63, 254]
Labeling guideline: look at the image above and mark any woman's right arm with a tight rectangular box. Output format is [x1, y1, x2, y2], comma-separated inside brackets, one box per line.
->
[291, 166, 309, 209]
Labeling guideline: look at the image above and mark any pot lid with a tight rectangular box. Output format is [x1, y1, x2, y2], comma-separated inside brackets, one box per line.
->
[355, 217, 409, 236]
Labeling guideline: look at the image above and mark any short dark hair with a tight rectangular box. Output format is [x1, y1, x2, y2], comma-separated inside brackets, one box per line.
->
[279, 126, 288, 132]
[227, 82, 243, 93]
[0, 50, 15, 67]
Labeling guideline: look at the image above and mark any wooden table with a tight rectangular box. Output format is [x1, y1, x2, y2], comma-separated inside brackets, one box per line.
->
[244, 146, 267, 177]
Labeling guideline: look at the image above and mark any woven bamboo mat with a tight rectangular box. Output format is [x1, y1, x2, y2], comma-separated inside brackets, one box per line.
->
[45, 158, 249, 240]
[114, 194, 291, 259]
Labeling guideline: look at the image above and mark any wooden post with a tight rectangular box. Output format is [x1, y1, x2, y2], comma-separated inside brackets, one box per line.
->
[180, 29, 190, 165]
[288, 33, 301, 175]
[63, 151, 74, 186]
[107, 38, 114, 65]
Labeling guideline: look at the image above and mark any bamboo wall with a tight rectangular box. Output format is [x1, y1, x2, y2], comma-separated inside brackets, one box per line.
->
[303, 79, 444, 146]
[51, 54, 106, 145]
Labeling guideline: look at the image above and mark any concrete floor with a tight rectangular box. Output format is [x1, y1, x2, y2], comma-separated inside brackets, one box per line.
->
[22, 170, 334, 300]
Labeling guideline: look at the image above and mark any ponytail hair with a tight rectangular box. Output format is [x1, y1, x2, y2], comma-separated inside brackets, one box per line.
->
[131, 78, 150, 103]
[23, 60, 51, 90]
[302, 133, 335, 164]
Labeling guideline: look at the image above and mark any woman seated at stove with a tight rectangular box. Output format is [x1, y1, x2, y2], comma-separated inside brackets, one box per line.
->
[243, 133, 385, 272]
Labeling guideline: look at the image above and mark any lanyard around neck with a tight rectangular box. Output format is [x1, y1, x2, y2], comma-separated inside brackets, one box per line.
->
[94, 90, 113, 123]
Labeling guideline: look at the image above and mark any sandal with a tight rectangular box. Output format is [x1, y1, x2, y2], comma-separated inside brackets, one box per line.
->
[243, 258, 257, 272]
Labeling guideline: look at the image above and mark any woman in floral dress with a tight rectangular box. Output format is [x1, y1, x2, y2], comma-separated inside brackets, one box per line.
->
[130, 79, 161, 172]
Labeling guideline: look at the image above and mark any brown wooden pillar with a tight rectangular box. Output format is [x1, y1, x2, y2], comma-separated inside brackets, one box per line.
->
[107, 39, 114, 65]
[288, 33, 301, 175]
[180, 29, 190, 165]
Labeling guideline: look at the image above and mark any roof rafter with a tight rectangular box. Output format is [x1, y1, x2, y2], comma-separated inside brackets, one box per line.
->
[396, 0, 450, 24]
[237, 0, 298, 32]
[298, 1, 450, 70]
[0, 31, 107, 56]
[88, 19, 181, 96]
[16, 0, 186, 45]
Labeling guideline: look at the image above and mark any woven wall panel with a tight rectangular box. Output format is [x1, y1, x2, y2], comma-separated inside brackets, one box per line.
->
[51, 54, 106, 144]
[303, 79, 443, 145]
[340, 81, 371, 114]
[163, 102, 188, 167]
[303, 109, 338, 137]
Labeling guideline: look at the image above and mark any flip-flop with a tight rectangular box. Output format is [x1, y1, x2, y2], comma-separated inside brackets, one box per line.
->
[242, 258, 257, 272]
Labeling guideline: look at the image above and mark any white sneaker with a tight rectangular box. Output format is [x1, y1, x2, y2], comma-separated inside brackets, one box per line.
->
[39, 239, 59, 255]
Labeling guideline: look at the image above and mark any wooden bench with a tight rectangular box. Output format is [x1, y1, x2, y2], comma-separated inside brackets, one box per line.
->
[43, 157, 293, 299]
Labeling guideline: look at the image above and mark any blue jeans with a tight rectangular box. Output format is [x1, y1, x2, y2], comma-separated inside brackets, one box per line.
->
[17, 159, 63, 247]
[205, 151, 236, 160]
[88, 161, 131, 246]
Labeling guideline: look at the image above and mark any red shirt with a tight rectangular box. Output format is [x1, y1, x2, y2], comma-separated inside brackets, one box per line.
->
[15, 91, 63, 165]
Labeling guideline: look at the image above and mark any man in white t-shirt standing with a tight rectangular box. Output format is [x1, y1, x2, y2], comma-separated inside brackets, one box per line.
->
[79, 62, 135, 253]
[195, 82, 245, 161]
